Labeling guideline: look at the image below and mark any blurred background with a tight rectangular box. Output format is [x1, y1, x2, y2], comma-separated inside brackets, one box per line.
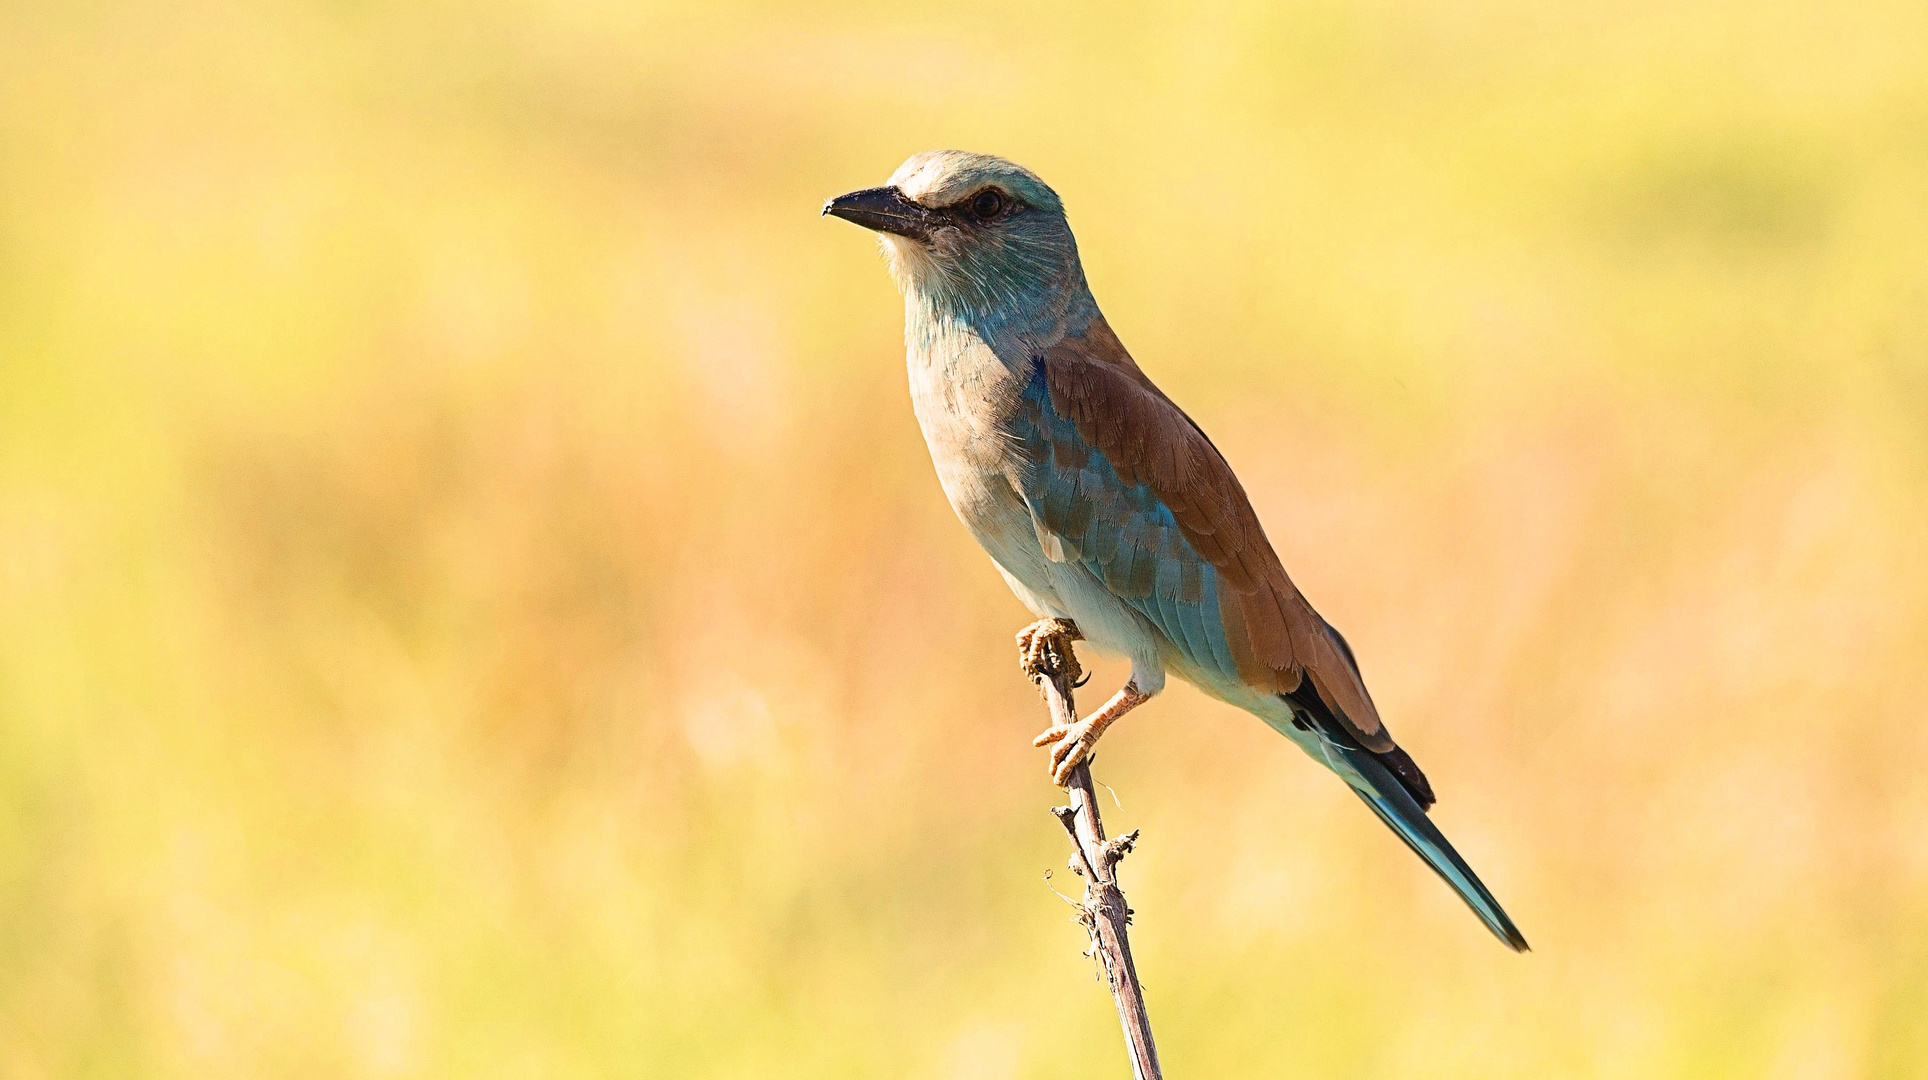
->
[3, 0, 1927, 1076]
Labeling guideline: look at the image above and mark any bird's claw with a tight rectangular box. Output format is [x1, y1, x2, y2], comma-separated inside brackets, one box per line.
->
[1033, 718, 1099, 786]
[1016, 618, 1082, 682]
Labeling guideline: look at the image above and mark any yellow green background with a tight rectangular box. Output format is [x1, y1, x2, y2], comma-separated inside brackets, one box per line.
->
[4, 1, 1926, 1076]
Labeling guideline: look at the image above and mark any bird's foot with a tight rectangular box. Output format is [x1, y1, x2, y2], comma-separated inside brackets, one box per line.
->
[1032, 717, 1104, 785]
[1033, 681, 1151, 786]
[1016, 618, 1082, 683]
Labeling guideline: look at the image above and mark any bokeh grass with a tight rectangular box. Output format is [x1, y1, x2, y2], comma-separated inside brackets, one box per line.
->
[4, 0, 1928, 1076]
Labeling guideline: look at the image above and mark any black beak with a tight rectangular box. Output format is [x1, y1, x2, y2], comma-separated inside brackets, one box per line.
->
[822, 186, 932, 241]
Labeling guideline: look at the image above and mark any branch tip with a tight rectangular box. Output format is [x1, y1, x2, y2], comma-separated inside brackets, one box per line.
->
[1015, 618, 1161, 1079]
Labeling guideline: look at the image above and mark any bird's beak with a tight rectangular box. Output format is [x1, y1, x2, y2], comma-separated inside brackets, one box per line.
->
[822, 186, 933, 242]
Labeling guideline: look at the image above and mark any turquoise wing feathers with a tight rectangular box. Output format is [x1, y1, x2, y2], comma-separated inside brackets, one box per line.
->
[1008, 359, 1244, 688]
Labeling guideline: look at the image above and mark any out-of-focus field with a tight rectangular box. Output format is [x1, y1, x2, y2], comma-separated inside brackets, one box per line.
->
[4, 1, 1927, 1076]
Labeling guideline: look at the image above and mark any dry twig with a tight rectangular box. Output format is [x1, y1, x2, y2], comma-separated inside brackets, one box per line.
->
[1021, 621, 1162, 1080]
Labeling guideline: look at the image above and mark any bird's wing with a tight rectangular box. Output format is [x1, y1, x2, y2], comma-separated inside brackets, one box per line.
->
[1009, 317, 1392, 753]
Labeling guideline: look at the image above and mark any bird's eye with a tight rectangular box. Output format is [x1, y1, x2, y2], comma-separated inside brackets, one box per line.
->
[969, 189, 1005, 221]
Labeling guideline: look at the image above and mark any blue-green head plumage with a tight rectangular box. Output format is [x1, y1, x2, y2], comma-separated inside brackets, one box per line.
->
[825, 151, 1097, 344]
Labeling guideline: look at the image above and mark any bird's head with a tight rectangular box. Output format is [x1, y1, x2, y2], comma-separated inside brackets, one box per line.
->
[824, 151, 1089, 335]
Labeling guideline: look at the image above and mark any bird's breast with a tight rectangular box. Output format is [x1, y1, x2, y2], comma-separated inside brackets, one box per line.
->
[906, 339, 1038, 545]
[907, 335, 1028, 464]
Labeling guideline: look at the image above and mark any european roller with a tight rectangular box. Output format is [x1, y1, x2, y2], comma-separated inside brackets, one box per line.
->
[825, 150, 1528, 951]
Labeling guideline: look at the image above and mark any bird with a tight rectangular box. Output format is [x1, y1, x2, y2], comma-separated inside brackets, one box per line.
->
[824, 150, 1527, 951]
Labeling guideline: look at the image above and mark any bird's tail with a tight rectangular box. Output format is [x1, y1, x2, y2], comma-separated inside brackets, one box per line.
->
[1320, 735, 1530, 951]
